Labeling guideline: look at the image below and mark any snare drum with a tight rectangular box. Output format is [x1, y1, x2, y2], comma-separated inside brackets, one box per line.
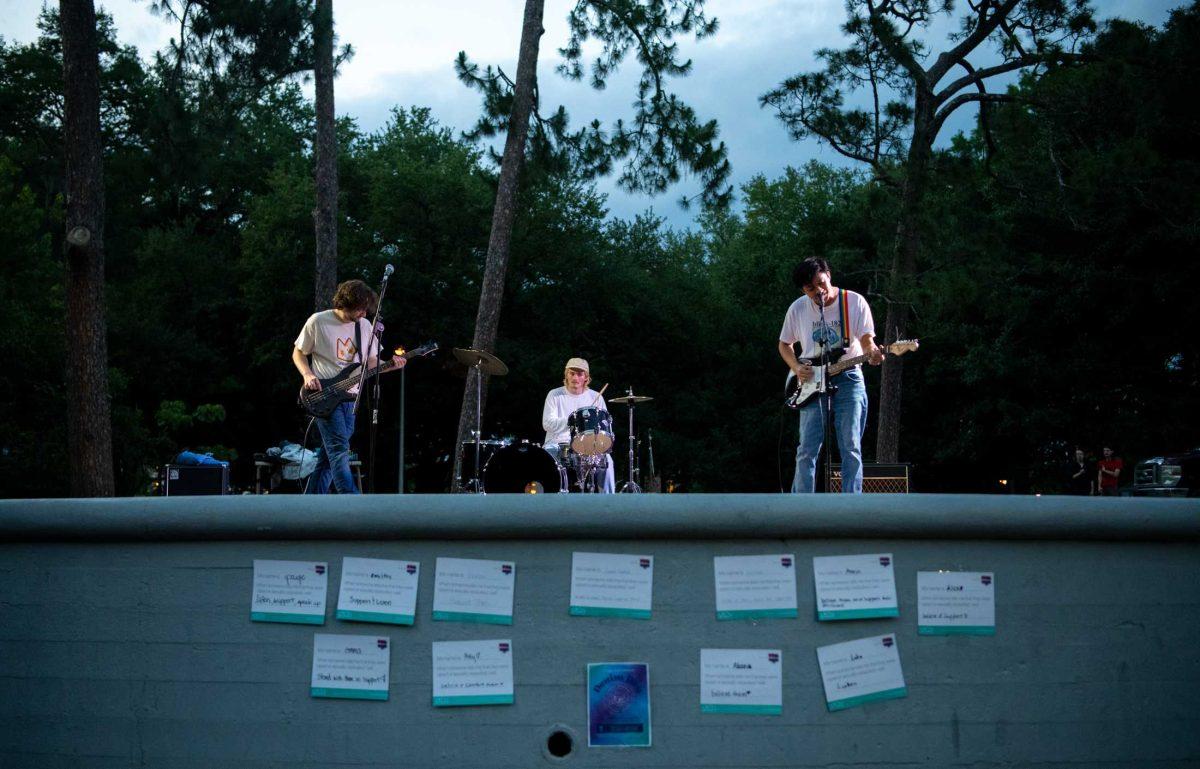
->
[567, 407, 614, 455]
[482, 442, 567, 493]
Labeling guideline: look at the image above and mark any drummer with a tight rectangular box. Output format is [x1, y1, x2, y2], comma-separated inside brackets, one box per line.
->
[541, 357, 615, 493]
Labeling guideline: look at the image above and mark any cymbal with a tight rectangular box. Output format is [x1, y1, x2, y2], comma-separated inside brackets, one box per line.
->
[610, 394, 653, 404]
[453, 347, 509, 376]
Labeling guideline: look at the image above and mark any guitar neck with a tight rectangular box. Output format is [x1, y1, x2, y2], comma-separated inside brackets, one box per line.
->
[329, 349, 424, 394]
[826, 344, 899, 377]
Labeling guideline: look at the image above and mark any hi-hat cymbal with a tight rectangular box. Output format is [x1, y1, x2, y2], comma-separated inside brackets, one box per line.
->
[453, 347, 509, 376]
[610, 394, 654, 404]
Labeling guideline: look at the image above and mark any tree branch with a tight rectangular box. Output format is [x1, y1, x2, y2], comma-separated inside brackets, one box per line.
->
[930, 91, 1016, 136]
[935, 52, 1097, 104]
[928, 0, 1022, 85]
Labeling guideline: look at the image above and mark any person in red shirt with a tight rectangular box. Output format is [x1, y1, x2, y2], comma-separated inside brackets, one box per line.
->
[1097, 446, 1124, 496]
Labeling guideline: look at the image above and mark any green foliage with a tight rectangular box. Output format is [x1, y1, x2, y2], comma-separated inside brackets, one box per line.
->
[456, 0, 731, 208]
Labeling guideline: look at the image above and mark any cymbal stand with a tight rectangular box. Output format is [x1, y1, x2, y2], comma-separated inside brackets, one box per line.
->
[617, 387, 642, 493]
[472, 359, 484, 495]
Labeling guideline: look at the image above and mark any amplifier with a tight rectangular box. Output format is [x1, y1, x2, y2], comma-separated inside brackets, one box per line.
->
[161, 464, 230, 496]
[830, 463, 910, 493]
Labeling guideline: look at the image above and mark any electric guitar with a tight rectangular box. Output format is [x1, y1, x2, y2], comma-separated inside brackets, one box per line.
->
[299, 341, 438, 418]
[783, 339, 919, 409]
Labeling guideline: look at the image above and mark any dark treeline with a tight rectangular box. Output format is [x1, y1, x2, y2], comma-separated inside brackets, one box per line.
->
[1, 6, 1197, 497]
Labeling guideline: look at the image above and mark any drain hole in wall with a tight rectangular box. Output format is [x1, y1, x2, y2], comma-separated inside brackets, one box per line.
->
[546, 729, 573, 758]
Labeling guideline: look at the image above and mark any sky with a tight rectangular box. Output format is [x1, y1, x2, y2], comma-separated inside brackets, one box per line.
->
[0, 0, 1178, 229]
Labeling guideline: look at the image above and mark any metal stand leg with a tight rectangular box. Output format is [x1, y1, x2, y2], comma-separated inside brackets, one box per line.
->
[473, 363, 484, 495]
[618, 396, 642, 494]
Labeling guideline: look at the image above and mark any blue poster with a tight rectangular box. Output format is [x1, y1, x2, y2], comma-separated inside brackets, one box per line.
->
[587, 662, 651, 748]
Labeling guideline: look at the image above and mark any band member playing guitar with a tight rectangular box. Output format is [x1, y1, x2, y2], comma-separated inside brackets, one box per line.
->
[292, 279, 405, 494]
[777, 257, 883, 493]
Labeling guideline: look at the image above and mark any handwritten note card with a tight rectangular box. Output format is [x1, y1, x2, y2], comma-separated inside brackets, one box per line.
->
[335, 557, 419, 626]
[432, 557, 516, 625]
[310, 633, 391, 701]
[812, 553, 899, 621]
[570, 552, 654, 619]
[917, 571, 995, 635]
[713, 554, 798, 620]
[816, 634, 907, 712]
[700, 649, 783, 715]
[588, 662, 651, 748]
[250, 559, 327, 625]
[431, 639, 515, 707]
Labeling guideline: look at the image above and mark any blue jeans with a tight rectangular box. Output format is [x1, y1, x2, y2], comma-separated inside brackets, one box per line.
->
[792, 368, 868, 493]
[305, 401, 359, 494]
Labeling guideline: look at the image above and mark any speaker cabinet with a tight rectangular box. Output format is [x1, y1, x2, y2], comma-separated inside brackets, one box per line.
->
[830, 463, 910, 493]
[161, 464, 230, 496]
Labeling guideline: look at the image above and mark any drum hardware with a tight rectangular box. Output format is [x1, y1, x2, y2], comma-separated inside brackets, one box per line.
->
[457, 437, 511, 493]
[613, 387, 653, 493]
[452, 348, 509, 495]
[560, 449, 609, 493]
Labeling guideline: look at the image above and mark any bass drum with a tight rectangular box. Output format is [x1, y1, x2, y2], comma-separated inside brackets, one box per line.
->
[483, 442, 567, 494]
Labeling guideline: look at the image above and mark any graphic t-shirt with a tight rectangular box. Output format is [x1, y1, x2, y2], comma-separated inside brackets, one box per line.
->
[294, 310, 378, 380]
[779, 289, 875, 362]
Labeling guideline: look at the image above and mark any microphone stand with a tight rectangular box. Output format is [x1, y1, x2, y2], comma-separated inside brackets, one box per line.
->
[817, 292, 836, 494]
[354, 266, 392, 493]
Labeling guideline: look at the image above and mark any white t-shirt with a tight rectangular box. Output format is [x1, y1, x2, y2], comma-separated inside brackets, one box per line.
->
[779, 289, 875, 362]
[294, 310, 379, 380]
[542, 386, 609, 447]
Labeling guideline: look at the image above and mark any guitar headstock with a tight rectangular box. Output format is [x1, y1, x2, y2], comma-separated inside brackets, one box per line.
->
[888, 339, 919, 356]
[393, 342, 439, 360]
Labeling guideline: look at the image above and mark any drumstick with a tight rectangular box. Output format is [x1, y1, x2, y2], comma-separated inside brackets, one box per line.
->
[590, 382, 608, 407]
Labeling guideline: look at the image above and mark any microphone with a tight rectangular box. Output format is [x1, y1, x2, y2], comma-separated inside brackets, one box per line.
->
[383, 263, 394, 278]
[372, 319, 385, 339]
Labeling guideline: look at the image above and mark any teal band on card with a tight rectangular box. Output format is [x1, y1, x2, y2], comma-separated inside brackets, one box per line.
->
[569, 606, 652, 619]
[335, 609, 415, 626]
[716, 608, 798, 621]
[310, 687, 388, 701]
[827, 686, 907, 711]
[251, 612, 324, 625]
[816, 607, 900, 621]
[918, 625, 995, 636]
[432, 694, 514, 707]
[432, 610, 512, 625]
[701, 704, 782, 715]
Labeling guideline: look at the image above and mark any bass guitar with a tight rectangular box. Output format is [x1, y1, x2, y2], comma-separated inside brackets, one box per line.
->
[299, 341, 438, 418]
[783, 339, 919, 409]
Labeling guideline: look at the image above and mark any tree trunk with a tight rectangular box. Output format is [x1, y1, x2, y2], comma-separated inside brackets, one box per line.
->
[875, 94, 933, 464]
[312, 0, 338, 310]
[452, 0, 545, 488]
[60, 0, 115, 496]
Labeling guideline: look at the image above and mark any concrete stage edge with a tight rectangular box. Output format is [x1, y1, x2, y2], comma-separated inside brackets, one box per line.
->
[1, 494, 1198, 768]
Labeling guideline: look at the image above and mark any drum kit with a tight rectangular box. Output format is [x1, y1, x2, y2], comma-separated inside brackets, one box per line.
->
[453, 347, 654, 494]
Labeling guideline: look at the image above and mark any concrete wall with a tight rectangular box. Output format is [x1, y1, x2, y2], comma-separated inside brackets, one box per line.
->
[1, 494, 1198, 769]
